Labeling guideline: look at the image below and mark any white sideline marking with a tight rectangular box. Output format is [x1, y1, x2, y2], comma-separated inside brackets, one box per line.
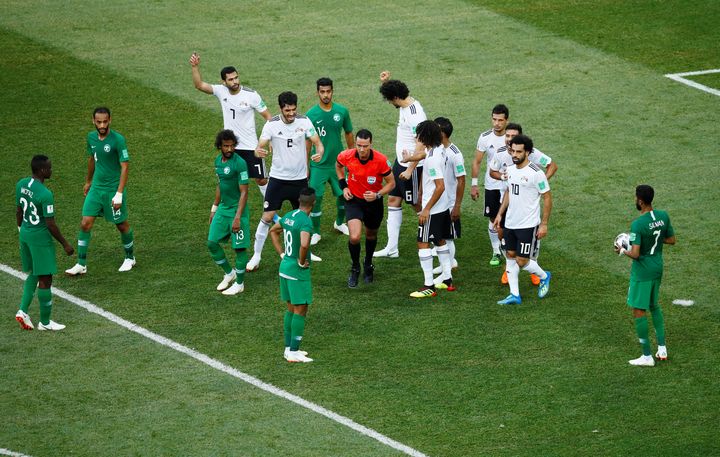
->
[0, 449, 33, 457]
[1, 263, 428, 457]
[665, 69, 720, 97]
[672, 299, 695, 307]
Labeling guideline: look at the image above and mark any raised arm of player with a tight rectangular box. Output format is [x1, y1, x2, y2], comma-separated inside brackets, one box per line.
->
[470, 148, 485, 200]
[189, 52, 213, 95]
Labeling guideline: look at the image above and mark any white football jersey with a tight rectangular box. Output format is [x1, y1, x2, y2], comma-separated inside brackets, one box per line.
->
[488, 145, 513, 192]
[443, 143, 466, 208]
[212, 85, 268, 150]
[260, 115, 316, 180]
[476, 129, 505, 190]
[504, 162, 550, 230]
[528, 147, 553, 168]
[421, 146, 449, 215]
[396, 100, 427, 165]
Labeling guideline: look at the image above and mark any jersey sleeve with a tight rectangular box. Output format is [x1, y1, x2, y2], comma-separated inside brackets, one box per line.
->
[300, 214, 314, 234]
[336, 149, 350, 167]
[408, 106, 427, 132]
[41, 189, 55, 218]
[304, 119, 317, 139]
[259, 121, 272, 141]
[379, 153, 392, 175]
[86, 133, 93, 156]
[629, 219, 642, 246]
[116, 134, 130, 163]
[236, 157, 249, 185]
[530, 148, 552, 167]
[489, 155, 501, 172]
[453, 152, 467, 177]
[211, 84, 224, 100]
[476, 135, 486, 152]
[253, 92, 268, 113]
[535, 171, 550, 194]
[426, 154, 444, 180]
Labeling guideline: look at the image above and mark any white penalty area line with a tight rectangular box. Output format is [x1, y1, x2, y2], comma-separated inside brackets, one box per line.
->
[664, 68, 720, 97]
[0, 449, 34, 457]
[0, 263, 428, 457]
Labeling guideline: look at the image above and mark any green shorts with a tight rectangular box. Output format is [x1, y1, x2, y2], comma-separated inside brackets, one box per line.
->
[20, 240, 56, 276]
[208, 212, 250, 249]
[309, 167, 342, 199]
[82, 187, 128, 224]
[627, 278, 661, 310]
[279, 275, 312, 305]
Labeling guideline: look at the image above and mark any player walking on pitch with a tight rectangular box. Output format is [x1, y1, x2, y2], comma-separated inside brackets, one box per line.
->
[616, 185, 675, 367]
[306, 77, 355, 245]
[336, 129, 395, 287]
[269, 188, 317, 363]
[15, 155, 74, 331]
[208, 130, 251, 295]
[66, 107, 136, 275]
[189, 52, 272, 196]
[374, 71, 427, 259]
[493, 134, 552, 305]
[246, 92, 324, 271]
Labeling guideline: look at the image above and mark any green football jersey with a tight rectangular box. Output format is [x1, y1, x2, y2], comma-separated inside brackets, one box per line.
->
[87, 129, 129, 189]
[278, 209, 313, 281]
[306, 102, 353, 168]
[629, 209, 674, 281]
[15, 177, 55, 245]
[215, 153, 249, 216]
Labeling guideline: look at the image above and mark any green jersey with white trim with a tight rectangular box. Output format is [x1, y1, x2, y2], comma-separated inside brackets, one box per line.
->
[307, 102, 353, 168]
[278, 209, 313, 281]
[87, 129, 129, 189]
[16, 177, 55, 245]
[629, 210, 674, 281]
[215, 153, 249, 217]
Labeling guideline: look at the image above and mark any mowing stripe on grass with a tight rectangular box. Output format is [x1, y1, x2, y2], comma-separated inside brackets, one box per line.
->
[665, 69, 720, 96]
[0, 263, 427, 457]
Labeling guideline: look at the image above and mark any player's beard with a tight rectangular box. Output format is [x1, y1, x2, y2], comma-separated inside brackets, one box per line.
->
[321, 97, 331, 104]
[96, 127, 108, 136]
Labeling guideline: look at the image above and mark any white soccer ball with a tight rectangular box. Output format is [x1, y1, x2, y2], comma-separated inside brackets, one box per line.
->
[614, 232, 630, 251]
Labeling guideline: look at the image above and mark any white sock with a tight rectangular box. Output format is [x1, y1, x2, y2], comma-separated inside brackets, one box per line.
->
[446, 239, 456, 265]
[253, 219, 271, 257]
[258, 183, 268, 197]
[488, 221, 501, 254]
[386, 207, 402, 252]
[418, 248, 434, 286]
[506, 258, 520, 296]
[521, 259, 547, 279]
[436, 244, 452, 281]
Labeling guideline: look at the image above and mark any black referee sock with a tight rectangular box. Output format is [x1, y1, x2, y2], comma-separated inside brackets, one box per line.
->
[365, 238, 377, 267]
[349, 241, 361, 269]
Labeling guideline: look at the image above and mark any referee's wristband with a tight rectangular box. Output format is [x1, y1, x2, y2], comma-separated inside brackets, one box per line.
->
[339, 178, 348, 190]
[471, 178, 478, 186]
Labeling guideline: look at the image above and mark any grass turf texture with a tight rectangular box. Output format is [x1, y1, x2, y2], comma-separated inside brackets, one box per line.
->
[1, 1, 719, 456]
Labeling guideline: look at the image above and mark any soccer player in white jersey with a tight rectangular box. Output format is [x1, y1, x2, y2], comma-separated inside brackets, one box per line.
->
[470, 104, 510, 267]
[493, 134, 552, 305]
[373, 71, 427, 259]
[190, 52, 272, 196]
[491, 122, 559, 286]
[431, 117, 465, 282]
[246, 92, 324, 271]
[402, 121, 454, 297]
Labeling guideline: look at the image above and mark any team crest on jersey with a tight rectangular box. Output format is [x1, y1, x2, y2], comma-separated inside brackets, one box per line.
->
[521, 177, 528, 183]
[223, 166, 231, 175]
[367, 176, 377, 185]
[333, 113, 341, 122]
[104, 144, 111, 152]
[263, 201, 269, 209]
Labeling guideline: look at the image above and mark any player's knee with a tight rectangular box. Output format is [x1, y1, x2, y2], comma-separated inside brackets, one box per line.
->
[207, 240, 221, 252]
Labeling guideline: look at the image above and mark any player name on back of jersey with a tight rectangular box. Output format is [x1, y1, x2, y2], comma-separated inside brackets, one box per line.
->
[21, 187, 34, 198]
[649, 220, 666, 229]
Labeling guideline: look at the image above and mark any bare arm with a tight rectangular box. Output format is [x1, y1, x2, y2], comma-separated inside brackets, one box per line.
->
[84, 156, 95, 196]
[45, 217, 74, 255]
[260, 109, 272, 121]
[545, 161, 558, 180]
[344, 131, 355, 149]
[189, 52, 213, 94]
[309, 134, 324, 162]
[16, 205, 23, 229]
[470, 149, 485, 200]
[664, 235, 676, 245]
[269, 222, 284, 257]
[537, 191, 552, 239]
[451, 175, 465, 221]
[493, 190, 509, 230]
[209, 185, 220, 224]
[255, 138, 270, 158]
[112, 162, 129, 210]
[298, 231, 311, 267]
[232, 183, 249, 233]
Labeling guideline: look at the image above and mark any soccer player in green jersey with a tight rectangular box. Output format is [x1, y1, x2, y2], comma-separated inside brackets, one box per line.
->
[66, 107, 135, 275]
[306, 77, 354, 245]
[269, 188, 316, 363]
[208, 130, 251, 295]
[15, 155, 75, 331]
[616, 185, 676, 367]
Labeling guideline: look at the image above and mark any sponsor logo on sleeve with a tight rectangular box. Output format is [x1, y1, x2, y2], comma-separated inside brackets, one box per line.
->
[47, 204, 54, 213]
[538, 181, 546, 190]
[240, 171, 249, 180]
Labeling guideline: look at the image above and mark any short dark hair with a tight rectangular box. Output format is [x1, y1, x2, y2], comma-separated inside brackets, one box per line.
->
[379, 80, 409, 101]
[31, 155, 50, 174]
[316, 77, 333, 90]
[299, 187, 316, 207]
[93, 107, 111, 117]
[220, 66, 237, 81]
[434, 117, 453, 138]
[506, 122, 522, 134]
[492, 104, 509, 119]
[356, 129, 373, 142]
[509, 134, 533, 153]
[416, 120, 442, 148]
[278, 91, 298, 108]
[636, 184, 655, 205]
[215, 129, 238, 149]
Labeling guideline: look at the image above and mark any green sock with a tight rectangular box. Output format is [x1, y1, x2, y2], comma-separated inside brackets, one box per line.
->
[311, 195, 323, 235]
[77, 229, 91, 266]
[290, 314, 306, 351]
[234, 249, 247, 284]
[38, 287, 53, 325]
[284, 311, 294, 348]
[20, 275, 38, 313]
[336, 195, 346, 226]
[121, 228, 134, 259]
[208, 241, 232, 274]
[634, 316, 651, 356]
[650, 305, 666, 346]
